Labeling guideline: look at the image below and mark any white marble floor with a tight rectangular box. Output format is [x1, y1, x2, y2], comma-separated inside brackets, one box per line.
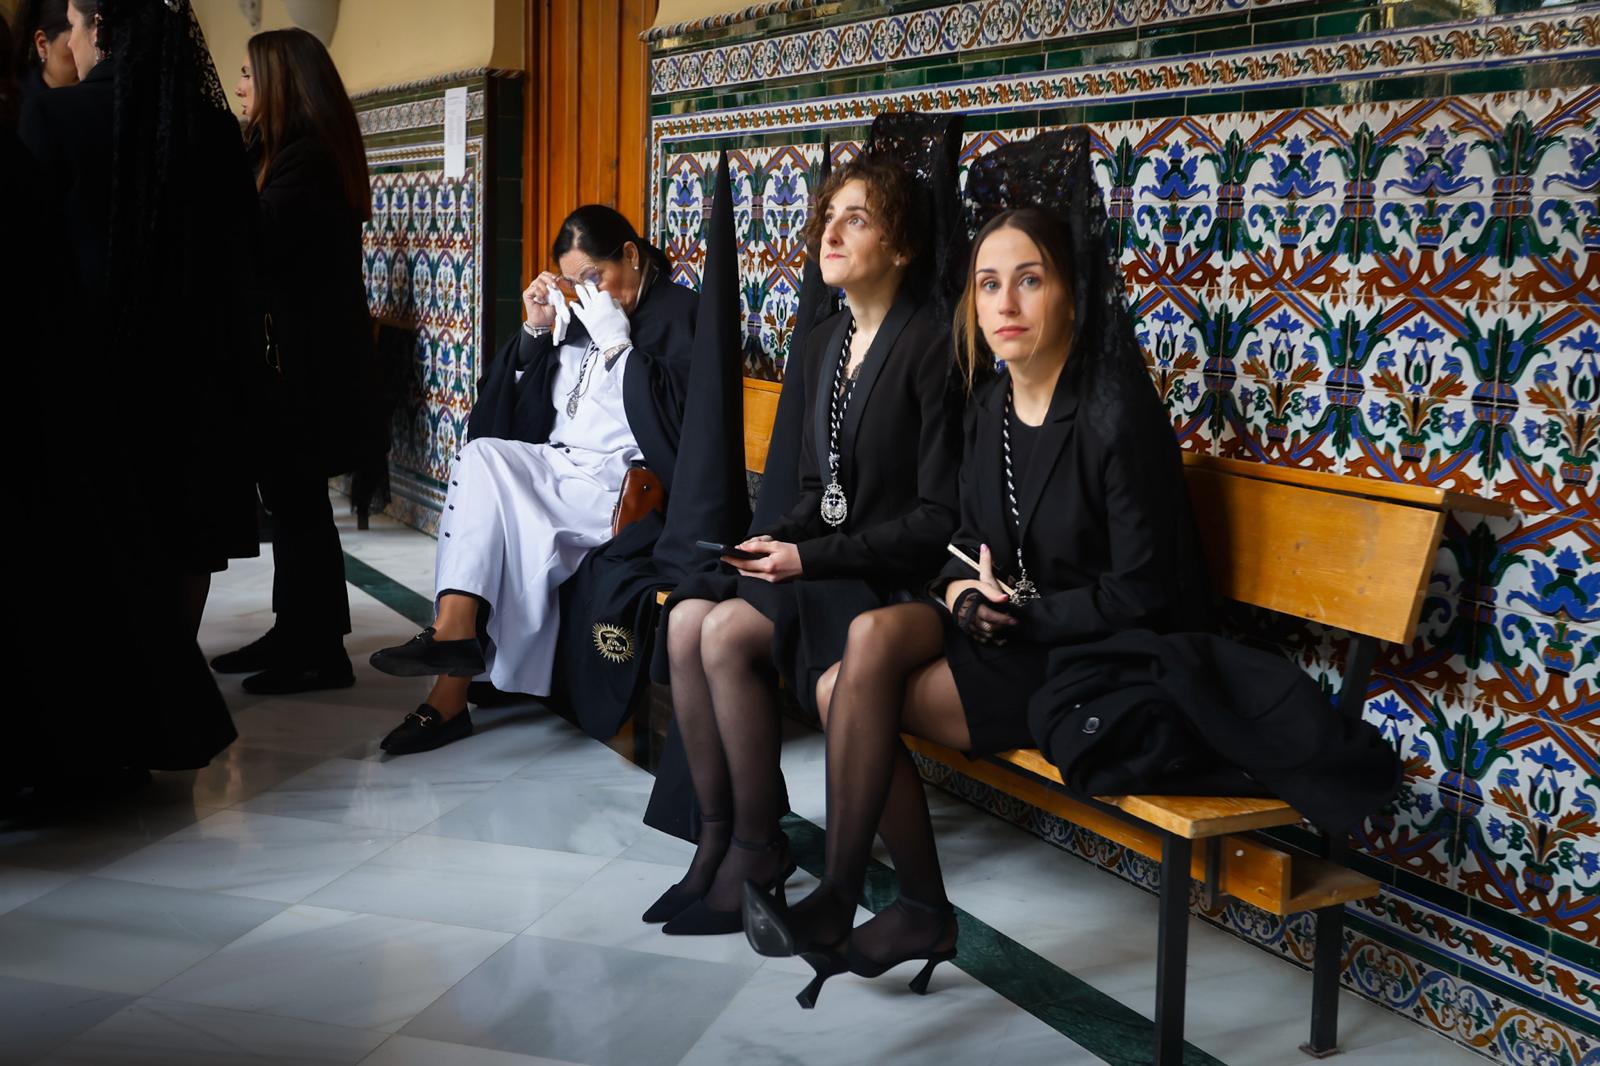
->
[0, 501, 1488, 1066]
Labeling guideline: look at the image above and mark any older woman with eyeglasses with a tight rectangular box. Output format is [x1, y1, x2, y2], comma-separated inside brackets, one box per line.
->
[367, 204, 697, 754]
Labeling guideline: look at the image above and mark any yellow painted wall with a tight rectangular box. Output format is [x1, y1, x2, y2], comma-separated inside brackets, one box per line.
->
[193, 0, 523, 114]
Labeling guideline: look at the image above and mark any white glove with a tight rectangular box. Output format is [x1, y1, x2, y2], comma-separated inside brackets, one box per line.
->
[571, 282, 631, 353]
[546, 285, 573, 345]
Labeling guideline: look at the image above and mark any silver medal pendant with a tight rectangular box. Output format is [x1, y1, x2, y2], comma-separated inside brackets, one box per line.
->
[565, 395, 579, 418]
[1010, 569, 1040, 605]
[820, 480, 849, 527]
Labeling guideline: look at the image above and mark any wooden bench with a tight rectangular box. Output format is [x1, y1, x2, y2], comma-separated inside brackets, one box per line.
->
[649, 377, 1508, 1062]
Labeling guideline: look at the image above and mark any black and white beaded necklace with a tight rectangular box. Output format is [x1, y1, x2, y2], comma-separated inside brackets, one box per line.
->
[820, 318, 859, 528]
[1000, 385, 1041, 604]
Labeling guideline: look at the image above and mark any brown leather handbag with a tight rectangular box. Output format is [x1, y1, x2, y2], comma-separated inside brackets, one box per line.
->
[611, 461, 665, 536]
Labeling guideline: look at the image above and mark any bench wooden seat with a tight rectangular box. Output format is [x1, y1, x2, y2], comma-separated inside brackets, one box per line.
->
[638, 377, 1512, 1063]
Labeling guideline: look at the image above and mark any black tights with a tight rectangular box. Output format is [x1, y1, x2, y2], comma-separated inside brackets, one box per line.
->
[793, 602, 966, 959]
[666, 597, 789, 910]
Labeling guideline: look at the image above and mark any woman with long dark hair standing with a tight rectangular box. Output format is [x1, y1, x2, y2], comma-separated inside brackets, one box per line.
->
[12, 0, 76, 103]
[208, 27, 375, 695]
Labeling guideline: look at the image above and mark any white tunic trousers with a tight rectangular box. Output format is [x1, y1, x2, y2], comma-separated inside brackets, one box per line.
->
[434, 340, 642, 697]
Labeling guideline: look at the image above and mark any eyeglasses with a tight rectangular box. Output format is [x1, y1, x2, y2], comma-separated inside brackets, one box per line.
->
[553, 265, 604, 301]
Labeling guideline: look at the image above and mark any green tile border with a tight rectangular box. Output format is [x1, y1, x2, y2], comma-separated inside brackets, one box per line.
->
[342, 552, 433, 628]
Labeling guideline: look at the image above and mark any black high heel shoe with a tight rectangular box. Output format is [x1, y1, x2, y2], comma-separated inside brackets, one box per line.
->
[846, 896, 959, 996]
[641, 818, 731, 924]
[742, 878, 852, 1009]
[661, 833, 794, 936]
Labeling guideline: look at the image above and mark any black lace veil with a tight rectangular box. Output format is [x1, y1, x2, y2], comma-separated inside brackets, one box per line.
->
[97, 0, 244, 337]
[859, 111, 965, 319]
[959, 126, 1149, 423]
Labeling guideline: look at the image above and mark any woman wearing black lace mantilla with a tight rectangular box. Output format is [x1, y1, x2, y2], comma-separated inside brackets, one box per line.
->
[641, 115, 967, 937]
[16, 0, 258, 790]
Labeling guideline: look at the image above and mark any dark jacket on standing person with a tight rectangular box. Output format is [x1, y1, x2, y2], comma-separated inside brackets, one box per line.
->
[254, 133, 376, 478]
[18, 62, 113, 298]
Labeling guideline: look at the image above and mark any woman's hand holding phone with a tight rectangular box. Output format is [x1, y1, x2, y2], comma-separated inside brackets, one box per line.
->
[723, 536, 803, 583]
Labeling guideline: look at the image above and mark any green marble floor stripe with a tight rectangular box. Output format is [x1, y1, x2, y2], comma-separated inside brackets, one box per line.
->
[341, 551, 1229, 1066]
[342, 552, 434, 627]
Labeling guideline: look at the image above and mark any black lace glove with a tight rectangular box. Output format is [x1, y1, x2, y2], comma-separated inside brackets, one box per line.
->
[953, 587, 1018, 645]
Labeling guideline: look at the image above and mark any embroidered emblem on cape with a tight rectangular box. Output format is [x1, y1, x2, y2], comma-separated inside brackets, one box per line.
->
[592, 623, 635, 664]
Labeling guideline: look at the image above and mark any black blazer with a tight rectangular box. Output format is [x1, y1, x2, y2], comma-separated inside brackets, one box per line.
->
[937, 364, 1210, 642]
[763, 286, 963, 588]
[467, 277, 698, 497]
[18, 62, 114, 297]
[254, 134, 375, 477]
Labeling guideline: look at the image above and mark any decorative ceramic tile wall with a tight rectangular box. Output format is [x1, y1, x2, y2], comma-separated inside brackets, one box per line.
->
[355, 76, 521, 535]
[650, 0, 1598, 1056]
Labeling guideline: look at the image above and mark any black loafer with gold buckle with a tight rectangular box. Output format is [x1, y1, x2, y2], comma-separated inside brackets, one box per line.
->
[380, 703, 473, 755]
[369, 627, 485, 678]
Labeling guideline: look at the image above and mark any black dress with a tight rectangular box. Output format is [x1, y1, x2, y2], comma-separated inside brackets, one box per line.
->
[674, 283, 964, 712]
[933, 365, 1211, 755]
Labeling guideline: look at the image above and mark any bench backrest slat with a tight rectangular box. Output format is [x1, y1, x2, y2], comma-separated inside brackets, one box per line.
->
[743, 380, 782, 475]
[741, 381, 1447, 646]
[1184, 465, 1446, 645]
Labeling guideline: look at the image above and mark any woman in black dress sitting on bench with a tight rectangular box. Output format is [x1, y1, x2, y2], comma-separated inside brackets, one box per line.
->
[645, 144, 964, 936]
[742, 130, 1210, 1004]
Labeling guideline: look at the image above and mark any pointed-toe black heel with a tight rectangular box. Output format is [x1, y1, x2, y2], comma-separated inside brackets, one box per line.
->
[846, 896, 959, 997]
[661, 833, 794, 936]
[641, 882, 702, 925]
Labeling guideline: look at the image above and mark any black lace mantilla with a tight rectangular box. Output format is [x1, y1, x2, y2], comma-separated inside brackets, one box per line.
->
[99, 0, 235, 336]
[860, 111, 965, 320]
[959, 127, 1146, 413]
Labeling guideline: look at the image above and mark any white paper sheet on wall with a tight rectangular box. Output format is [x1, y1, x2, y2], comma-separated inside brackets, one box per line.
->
[444, 87, 467, 180]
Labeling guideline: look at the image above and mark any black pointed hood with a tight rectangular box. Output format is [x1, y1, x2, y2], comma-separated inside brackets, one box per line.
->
[750, 136, 836, 532]
[654, 150, 751, 580]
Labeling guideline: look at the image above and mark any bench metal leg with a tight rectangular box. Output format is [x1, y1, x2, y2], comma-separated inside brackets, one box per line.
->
[1155, 834, 1193, 1066]
[1302, 830, 1349, 1057]
[1301, 902, 1346, 1057]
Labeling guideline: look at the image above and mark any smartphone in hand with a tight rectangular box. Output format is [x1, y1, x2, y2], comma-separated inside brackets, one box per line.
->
[695, 540, 763, 561]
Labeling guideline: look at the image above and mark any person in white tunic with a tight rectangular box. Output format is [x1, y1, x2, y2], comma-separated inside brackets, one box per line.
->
[368, 205, 698, 754]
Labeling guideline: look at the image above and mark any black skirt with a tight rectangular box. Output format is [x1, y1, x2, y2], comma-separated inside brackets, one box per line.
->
[941, 607, 1048, 755]
[664, 565, 902, 716]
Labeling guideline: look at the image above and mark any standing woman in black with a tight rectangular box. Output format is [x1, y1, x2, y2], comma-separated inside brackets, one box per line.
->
[209, 28, 374, 694]
[17, 0, 257, 783]
[12, 0, 77, 104]
[645, 145, 965, 935]
[743, 131, 1210, 1004]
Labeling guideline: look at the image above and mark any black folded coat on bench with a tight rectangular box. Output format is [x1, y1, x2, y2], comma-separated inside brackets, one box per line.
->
[1027, 630, 1403, 836]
